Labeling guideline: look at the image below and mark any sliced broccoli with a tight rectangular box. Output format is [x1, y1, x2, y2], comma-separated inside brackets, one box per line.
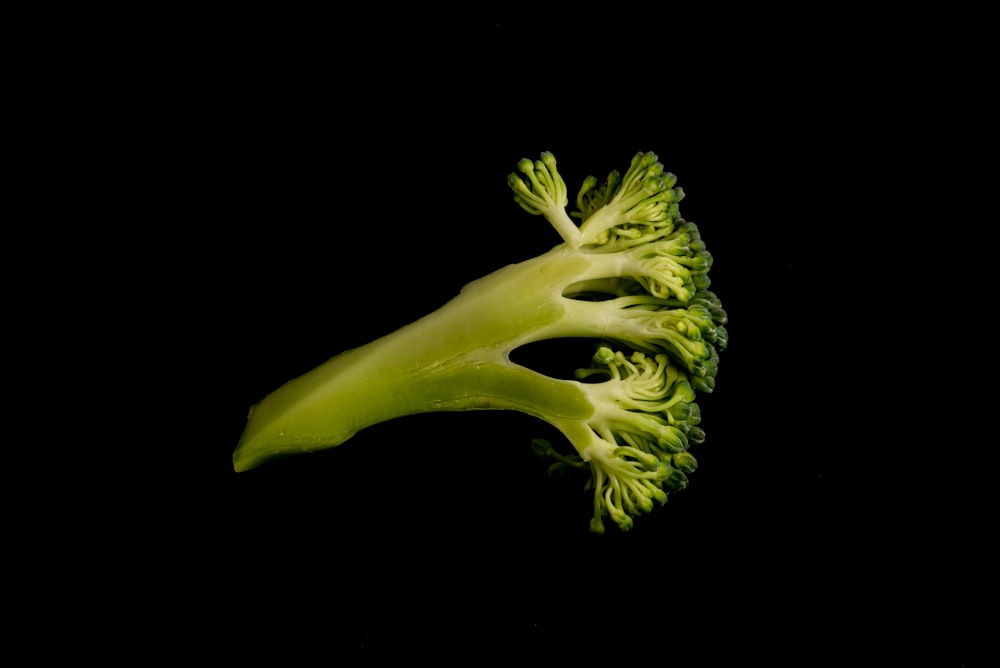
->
[234, 151, 727, 532]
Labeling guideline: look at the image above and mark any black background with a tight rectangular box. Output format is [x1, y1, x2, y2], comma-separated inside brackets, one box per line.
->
[30, 10, 984, 666]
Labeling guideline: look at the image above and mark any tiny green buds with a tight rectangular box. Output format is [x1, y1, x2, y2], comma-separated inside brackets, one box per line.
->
[663, 466, 689, 492]
[691, 375, 715, 393]
[657, 428, 688, 454]
[667, 401, 693, 423]
[593, 346, 615, 366]
[608, 507, 634, 531]
[686, 426, 706, 446]
[508, 151, 581, 247]
[673, 450, 698, 474]
[510, 153, 566, 212]
[531, 438, 553, 457]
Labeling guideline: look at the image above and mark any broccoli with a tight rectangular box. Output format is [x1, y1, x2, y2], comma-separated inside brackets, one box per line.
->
[234, 151, 727, 533]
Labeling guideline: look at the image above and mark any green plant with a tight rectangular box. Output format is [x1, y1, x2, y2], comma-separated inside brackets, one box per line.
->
[234, 150, 727, 533]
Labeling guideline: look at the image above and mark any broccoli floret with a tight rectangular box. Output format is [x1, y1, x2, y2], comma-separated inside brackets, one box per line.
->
[234, 151, 727, 532]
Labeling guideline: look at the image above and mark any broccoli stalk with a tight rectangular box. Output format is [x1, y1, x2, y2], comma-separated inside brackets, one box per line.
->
[234, 151, 727, 532]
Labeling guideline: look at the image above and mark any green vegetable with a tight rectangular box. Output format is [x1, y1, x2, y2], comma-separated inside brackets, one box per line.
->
[234, 150, 727, 533]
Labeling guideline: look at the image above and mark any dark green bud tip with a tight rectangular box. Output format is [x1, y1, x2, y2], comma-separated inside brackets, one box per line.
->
[643, 176, 665, 194]
[531, 438, 553, 457]
[692, 375, 715, 393]
[517, 157, 534, 173]
[663, 466, 689, 492]
[657, 427, 689, 454]
[667, 401, 693, 422]
[673, 379, 696, 403]
[673, 450, 698, 474]
[690, 252, 712, 272]
[713, 325, 729, 349]
[636, 495, 654, 513]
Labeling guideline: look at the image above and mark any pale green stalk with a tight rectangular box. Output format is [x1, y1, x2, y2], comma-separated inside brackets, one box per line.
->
[233, 246, 594, 472]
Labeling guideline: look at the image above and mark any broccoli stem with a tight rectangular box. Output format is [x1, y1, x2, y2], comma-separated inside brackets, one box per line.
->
[233, 247, 595, 472]
[234, 150, 726, 533]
